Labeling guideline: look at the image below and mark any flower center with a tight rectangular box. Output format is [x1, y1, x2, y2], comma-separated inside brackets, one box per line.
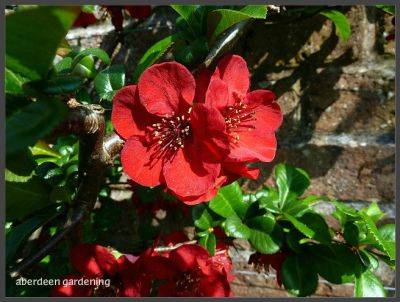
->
[149, 108, 192, 158]
[224, 101, 256, 141]
[175, 270, 201, 296]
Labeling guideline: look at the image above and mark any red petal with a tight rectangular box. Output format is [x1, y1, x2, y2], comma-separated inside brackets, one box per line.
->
[111, 85, 157, 139]
[164, 231, 189, 245]
[125, 6, 152, 19]
[121, 137, 164, 187]
[157, 282, 177, 296]
[174, 175, 227, 205]
[194, 68, 212, 103]
[70, 244, 103, 278]
[138, 62, 195, 116]
[213, 54, 250, 100]
[169, 245, 209, 272]
[106, 6, 124, 31]
[244, 90, 283, 132]
[162, 141, 221, 198]
[223, 162, 260, 180]
[228, 131, 278, 163]
[198, 276, 231, 297]
[205, 77, 232, 110]
[145, 255, 176, 280]
[51, 274, 93, 297]
[93, 245, 118, 276]
[73, 12, 98, 28]
[190, 104, 229, 161]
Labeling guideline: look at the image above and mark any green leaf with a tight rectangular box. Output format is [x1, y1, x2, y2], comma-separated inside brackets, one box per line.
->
[354, 270, 386, 297]
[71, 55, 95, 78]
[283, 213, 315, 239]
[6, 149, 36, 183]
[321, 9, 351, 41]
[5, 68, 28, 95]
[378, 223, 395, 242]
[53, 57, 73, 74]
[132, 34, 181, 83]
[6, 215, 50, 264]
[171, 5, 201, 35]
[344, 221, 360, 246]
[94, 65, 125, 101]
[246, 213, 275, 234]
[207, 6, 267, 44]
[82, 5, 96, 14]
[283, 195, 321, 217]
[6, 177, 51, 221]
[333, 200, 359, 217]
[24, 75, 82, 95]
[207, 9, 251, 44]
[6, 6, 80, 80]
[6, 99, 68, 155]
[199, 232, 216, 256]
[275, 164, 310, 208]
[192, 204, 214, 230]
[209, 182, 247, 219]
[361, 202, 384, 223]
[376, 5, 395, 15]
[174, 37, 209, 67]
[71, 48, 110, 70]
[240, 5, 268, 18]
[257, 187, 281, 213]
[248, 229, 280, 254]
[310, 244, 361, 284]
[360, 250, 379, 270]
[282, 254, 318, 297]
[359, 212, 395, 260]
[298, 212, 331, 244]
[224, 215, 251, 239]
[30, 140, 62, 158]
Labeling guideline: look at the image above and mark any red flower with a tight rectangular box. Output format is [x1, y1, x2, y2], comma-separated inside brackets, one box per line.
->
[153, 245, 231, 297]
[69, 243, 118, 278]
[73, 6, 152, 30]
[196, 54, 283, 182]
[112, 62, 229, 204]
[248, 251, 289, 287]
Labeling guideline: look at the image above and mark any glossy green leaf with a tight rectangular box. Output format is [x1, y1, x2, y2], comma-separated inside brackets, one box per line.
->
[311, 244, 361, 284]
[94, 65, 125, 101]
[282, 254, 318, 297]
[248, 229, 280, 254]
[6, 6, 80, 80]
[333, 200, 359, 217]
[298, 212, 331, 244]
[30, 140, 62, 158]
[354, 270, 386, 297]
[359, 212, 395, 260]
[6, 149, 36, 183]
[199, 232, 216, 256]
[5, 68, 28, 95]
[6, 177, 51, 221]
[192, 204, 214, 230]
[209, 182, 247, 219]
[321, 9, 351, 41]
[240, 5, 268, 18]
[275, 164, 310, 208]
[361, 202, 384, 223]
[174, 37, 209, 67]
[207, 6, 267, 44]
[71, 48, 110, 70]
[224, 215, 251, 239]
[246, 213, 275, 234]
[132, 34, 181, 82]
[171, 5, 201, 35]
[344, 221, 360, 246]
[258, 187, 280, 213]
[283, 213, 315, 239]
[376, 5, 395, 15]
[6, 99, 68, 155]
[378, 223, 395, 242]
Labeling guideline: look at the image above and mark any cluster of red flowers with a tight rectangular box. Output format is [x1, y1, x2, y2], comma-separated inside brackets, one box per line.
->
[112, 55, 283, 204]
[74, 6, 152, 31]
[52, 239, 233, 297]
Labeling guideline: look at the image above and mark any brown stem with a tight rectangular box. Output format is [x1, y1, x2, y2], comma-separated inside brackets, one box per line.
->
[8, 100, 123, 278]
[154, 240, 197, 253]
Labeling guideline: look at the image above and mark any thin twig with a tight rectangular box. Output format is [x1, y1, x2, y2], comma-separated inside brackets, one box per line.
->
[154, 240, 197, 253]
